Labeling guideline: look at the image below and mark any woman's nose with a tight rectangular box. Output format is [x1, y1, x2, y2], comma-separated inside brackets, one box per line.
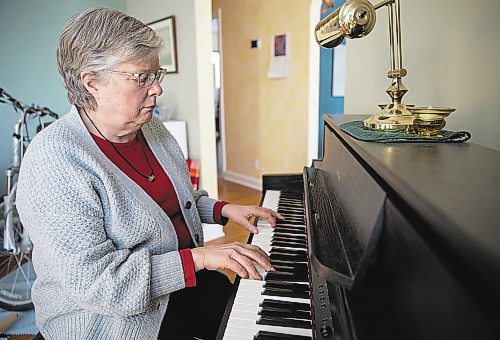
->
[149, 80, 163, 97]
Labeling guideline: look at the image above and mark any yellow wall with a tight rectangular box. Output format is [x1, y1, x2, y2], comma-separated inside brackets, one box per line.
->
[214, 0, 311, 181]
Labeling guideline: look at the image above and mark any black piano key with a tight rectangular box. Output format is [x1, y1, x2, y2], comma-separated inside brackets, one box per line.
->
[273, 231, 305, 238]
[271, 240, 306, 247]
[272, 234, 307, 241]
[264, 281, 310, 292]
[271, 241, 306, 249]
[265, 271, 308, 282]
[279, 194, 302, 200]
[279, 193, 302, 199]
[276, 215, 303, 220]
[269, 269, 308, 278]
[278, 202, 302, 207]
[271, 264, 308, 274]
[278, 204, 302, 209]
[279, 214, 303, 219]
[278, 208, 303, 214]
[257, 316, 312, 329]
[270, 248, 307, 256]
[275, 224, 306, 230]
[260, 298, 310, 312]
[279, 203, 302, 207]
[279, 211, 303, 215]
[276, 217, 304, 222]
[272, 235, 305, 242]
[279, 206, 303, 211]
[262, 287, 309, 299]
[258, 300, 311, 320]
[273, 229, 305, 236]
[272, 235, 306, 242]
[269, 259, 308, 267]
[278, 214, 303, 219]
[278, 221, 305, 226]
[258, 308, 311, 321]
[254, 331, 312, 340]
[273, 233, 306, 239]
[277, 205, 302, 210]
[279, 197, 303, 203]
[279, 208, 303, 213]
[270, 253, 308, 262]
[266, 267, 305, 276]
[274, 229, 306, 236]
[276, 220, 305, 226]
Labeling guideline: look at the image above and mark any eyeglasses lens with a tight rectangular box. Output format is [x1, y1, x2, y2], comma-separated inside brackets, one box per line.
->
[138, 73, 150, 87]
[139, 70, 166, 87]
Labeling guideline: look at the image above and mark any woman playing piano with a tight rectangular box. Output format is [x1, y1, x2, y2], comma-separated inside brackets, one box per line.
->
[16, 7, 281, 340]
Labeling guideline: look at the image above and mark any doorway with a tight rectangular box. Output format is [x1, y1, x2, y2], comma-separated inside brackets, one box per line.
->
[212, 8, 225, 174]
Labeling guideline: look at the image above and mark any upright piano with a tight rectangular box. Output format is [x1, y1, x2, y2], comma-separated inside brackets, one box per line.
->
[217, 115, 500, 340]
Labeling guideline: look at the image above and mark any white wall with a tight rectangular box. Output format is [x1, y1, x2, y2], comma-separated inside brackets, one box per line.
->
[344, 0, 500, 151]
[126, 0, 218, 197]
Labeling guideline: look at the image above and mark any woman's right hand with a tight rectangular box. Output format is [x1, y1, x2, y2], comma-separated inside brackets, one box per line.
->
[190, 243, 274, 280]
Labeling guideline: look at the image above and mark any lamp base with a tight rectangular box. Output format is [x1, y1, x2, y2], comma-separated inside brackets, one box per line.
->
[363, 103, 414, 132]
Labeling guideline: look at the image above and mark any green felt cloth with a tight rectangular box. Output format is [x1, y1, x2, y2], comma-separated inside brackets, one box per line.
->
[340, 121, 471, 143]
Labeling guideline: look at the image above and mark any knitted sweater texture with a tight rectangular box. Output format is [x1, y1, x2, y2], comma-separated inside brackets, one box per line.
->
[16, 106, 217, 339]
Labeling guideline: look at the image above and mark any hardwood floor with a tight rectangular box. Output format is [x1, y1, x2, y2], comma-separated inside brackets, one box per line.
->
[3, 178, 261, 339]
[205, 178, 262, 282]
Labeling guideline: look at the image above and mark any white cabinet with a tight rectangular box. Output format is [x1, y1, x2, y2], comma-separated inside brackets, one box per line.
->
[163, 121, 188, 159]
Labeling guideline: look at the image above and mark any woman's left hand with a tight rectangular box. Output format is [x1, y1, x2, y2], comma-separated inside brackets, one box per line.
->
[221, 204, 284, 234]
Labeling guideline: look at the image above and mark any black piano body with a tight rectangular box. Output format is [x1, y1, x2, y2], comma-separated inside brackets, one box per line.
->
[217, 114, 500, 340]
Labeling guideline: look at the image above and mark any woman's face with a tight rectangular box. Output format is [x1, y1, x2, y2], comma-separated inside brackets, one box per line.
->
[93, 57, 163, 139]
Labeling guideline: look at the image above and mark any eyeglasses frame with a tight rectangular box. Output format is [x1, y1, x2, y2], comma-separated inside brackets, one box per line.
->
[107, 68, 167, 87]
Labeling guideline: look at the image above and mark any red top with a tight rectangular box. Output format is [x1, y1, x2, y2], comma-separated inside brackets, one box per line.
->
[90, 131, 228, 287]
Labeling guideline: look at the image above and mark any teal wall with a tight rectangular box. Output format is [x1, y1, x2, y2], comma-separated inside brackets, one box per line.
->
[0, 0, 126, 195]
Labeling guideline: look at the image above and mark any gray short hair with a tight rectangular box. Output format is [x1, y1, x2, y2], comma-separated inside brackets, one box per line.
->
[57, 7, 163, 110]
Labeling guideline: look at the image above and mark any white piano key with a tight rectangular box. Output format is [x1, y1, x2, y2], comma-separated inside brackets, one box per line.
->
[257, 190, 280, 228]
[225, 320, 312, 338]
[222, 334, 249, 340]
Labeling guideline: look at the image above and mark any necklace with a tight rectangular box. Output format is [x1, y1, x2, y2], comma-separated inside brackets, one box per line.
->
[82, 108, 156, 182]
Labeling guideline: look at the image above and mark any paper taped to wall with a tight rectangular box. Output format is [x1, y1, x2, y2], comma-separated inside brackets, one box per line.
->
[267, 34, 290, 78]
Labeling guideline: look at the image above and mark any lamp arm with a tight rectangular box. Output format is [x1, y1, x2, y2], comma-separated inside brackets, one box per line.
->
[373, 0, 394, 11]
[315, 0, 396, 49]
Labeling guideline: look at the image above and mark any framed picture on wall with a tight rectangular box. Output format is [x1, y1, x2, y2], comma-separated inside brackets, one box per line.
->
[148, 16, 178, 73]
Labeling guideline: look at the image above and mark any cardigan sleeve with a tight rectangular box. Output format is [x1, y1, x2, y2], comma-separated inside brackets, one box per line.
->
[16, 137, 185, 317]
[213, 201, 230, 225]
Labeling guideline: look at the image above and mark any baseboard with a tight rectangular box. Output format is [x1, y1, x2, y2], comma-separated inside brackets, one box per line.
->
[220, 171, 262, 191]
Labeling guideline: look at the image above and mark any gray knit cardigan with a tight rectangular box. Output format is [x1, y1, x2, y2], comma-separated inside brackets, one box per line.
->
[16, 106, 218, 339]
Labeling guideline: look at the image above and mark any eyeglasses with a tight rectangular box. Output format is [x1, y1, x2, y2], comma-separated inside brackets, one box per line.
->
[107, 68, 167, 87]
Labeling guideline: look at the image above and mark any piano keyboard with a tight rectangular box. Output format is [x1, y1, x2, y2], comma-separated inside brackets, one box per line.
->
[222, 190, 313, 340]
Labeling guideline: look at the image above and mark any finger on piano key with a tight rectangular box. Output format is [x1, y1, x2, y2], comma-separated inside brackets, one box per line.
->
[257, 190, 280, 228]
[247, 263, 268, 279]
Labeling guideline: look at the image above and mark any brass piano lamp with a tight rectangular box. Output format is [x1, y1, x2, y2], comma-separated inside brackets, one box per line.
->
[315, 0, 455, 135]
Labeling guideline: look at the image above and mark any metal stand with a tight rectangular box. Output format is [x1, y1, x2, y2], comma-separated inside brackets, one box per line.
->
[363, 0, 414, 131]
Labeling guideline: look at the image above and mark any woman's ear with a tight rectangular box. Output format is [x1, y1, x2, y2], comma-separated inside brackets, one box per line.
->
[80, 71, 100, 99]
